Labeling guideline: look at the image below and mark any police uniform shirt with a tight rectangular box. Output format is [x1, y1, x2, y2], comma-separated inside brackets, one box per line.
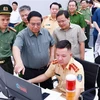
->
[69, 12, 86, 28]
[14, 21, 27, 34]
[42, 15, 59, 35]
[0, 27, 16, 59]
[79, 8, 92, 24]
[45, 57, 84, 93]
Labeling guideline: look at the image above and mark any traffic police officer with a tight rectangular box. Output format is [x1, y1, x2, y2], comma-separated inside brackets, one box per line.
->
[42, 2, 62, 35]
[68, 0, 86, 31]
[28, 40, 84, 100]
[0, 4, 16, 74]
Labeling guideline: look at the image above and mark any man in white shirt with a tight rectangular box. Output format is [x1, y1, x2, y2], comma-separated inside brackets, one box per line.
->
[9, 1, 21, 27]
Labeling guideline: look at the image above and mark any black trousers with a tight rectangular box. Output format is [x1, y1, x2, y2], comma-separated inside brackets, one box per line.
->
[95, 56, 100, 99]
[93, 35, 98, 51]
[0, 57, 13, 74]
[22, 66, 53, 89]
[85, 24, 90, 48]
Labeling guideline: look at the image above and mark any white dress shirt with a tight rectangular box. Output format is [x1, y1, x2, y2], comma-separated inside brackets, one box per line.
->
[10, 9, 22, 23]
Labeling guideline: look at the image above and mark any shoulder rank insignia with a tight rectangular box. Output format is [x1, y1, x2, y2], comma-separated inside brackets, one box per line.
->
[14, 22, 22, 27]
[77, 11, 83, 15]
[52, 59, 58, 65]
[43, 16, 48, 19]
[8, 27, 16, 32]
[69, 63, 79, 72]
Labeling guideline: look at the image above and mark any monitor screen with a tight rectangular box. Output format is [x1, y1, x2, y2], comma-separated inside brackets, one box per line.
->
[0, 67, 43, 100]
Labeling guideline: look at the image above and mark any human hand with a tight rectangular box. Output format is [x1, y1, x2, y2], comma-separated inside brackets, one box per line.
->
[14, 63, 25, 75]
[27, 79, 32, 83]
[85, 19, 90, 25]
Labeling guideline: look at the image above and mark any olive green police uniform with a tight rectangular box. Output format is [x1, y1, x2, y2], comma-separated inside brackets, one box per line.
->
[69, 11, 86, 28]
[79, 8, 92, 48]
[14, 22, 27, 34]
[0, 4, 16, 74]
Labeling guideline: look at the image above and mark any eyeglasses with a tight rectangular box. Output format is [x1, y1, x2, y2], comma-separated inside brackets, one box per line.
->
[29, 22, 41, 27]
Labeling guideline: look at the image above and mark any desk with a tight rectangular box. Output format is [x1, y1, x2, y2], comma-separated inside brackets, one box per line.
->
[42, 88, 66, 100]
[0, 89, 66, 100]
[0, 92, 8, 99]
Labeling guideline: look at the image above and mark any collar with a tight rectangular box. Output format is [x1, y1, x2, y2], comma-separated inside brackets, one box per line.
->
[0, 28, 9, 33]
[49, 15, 56, 21]
[69, 11, 78, 16]
[59, 23, 74, 31]
[66, 57, 74, 69]
[22, 21, 27, 26]
[66, 57, 79, 72]
[81, 7, 88, 11]
[27, 27, 43, 37]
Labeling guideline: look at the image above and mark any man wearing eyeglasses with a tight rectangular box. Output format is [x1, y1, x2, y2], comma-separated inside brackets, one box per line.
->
[12, 11, 55, 89]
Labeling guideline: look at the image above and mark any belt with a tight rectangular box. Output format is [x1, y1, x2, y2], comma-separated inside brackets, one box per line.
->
[33, 66, 47, 70]
[0, 57, 11, 64]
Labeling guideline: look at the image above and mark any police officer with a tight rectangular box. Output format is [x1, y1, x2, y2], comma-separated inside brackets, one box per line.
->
[80, 0, 92, 49]
[0, 4, 16, 74]
[28, 40, 84, 100]
[14, 5, 31, 34]
[42, 2, 62, 35]
[68, 0, 86, 31]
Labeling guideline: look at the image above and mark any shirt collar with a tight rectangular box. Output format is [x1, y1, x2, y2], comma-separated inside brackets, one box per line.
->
[81, 7, 88, 11]
[59, 23, 74, 31]
[22, 21, 27, 26]
[69, 11, 78, 16]
[49, 15, 56, 21]
[0, 28, 9, 33]
[66, 57, 74, 69]
[27, 27, 43, 37]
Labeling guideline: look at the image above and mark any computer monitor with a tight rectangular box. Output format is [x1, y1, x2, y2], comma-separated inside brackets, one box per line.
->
[0, 67, 43, 100]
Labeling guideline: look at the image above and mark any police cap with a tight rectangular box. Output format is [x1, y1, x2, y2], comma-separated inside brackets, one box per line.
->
[0, 4, 12, 15]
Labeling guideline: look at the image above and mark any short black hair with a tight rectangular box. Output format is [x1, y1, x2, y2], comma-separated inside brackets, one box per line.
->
[80, 0, 88, 3]
[56, 10, 69, 19]
[88, 0, 93, 4]
[68, 0, 78, 8]
[97, 0, 100, 2]
[12, 1, 18, 5]
[56, 40, 71, 50]
[27, 11, 43, 22]
[50, 2, 62, 9]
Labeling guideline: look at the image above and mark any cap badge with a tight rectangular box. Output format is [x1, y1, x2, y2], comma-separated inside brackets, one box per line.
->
[3, 7, 8, 11]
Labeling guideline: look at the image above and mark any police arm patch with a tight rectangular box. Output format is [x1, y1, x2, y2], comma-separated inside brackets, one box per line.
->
[77, 74, 82, 82]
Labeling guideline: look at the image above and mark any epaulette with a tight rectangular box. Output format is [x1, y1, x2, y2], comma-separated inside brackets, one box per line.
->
[8, 27, 17, 32]
[52, 59, 58, 65]
[14, 22, 22, 27]
[69, 63, 79, 72]
[77, 11, 83, 15]
[43, 16, 48, 19]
